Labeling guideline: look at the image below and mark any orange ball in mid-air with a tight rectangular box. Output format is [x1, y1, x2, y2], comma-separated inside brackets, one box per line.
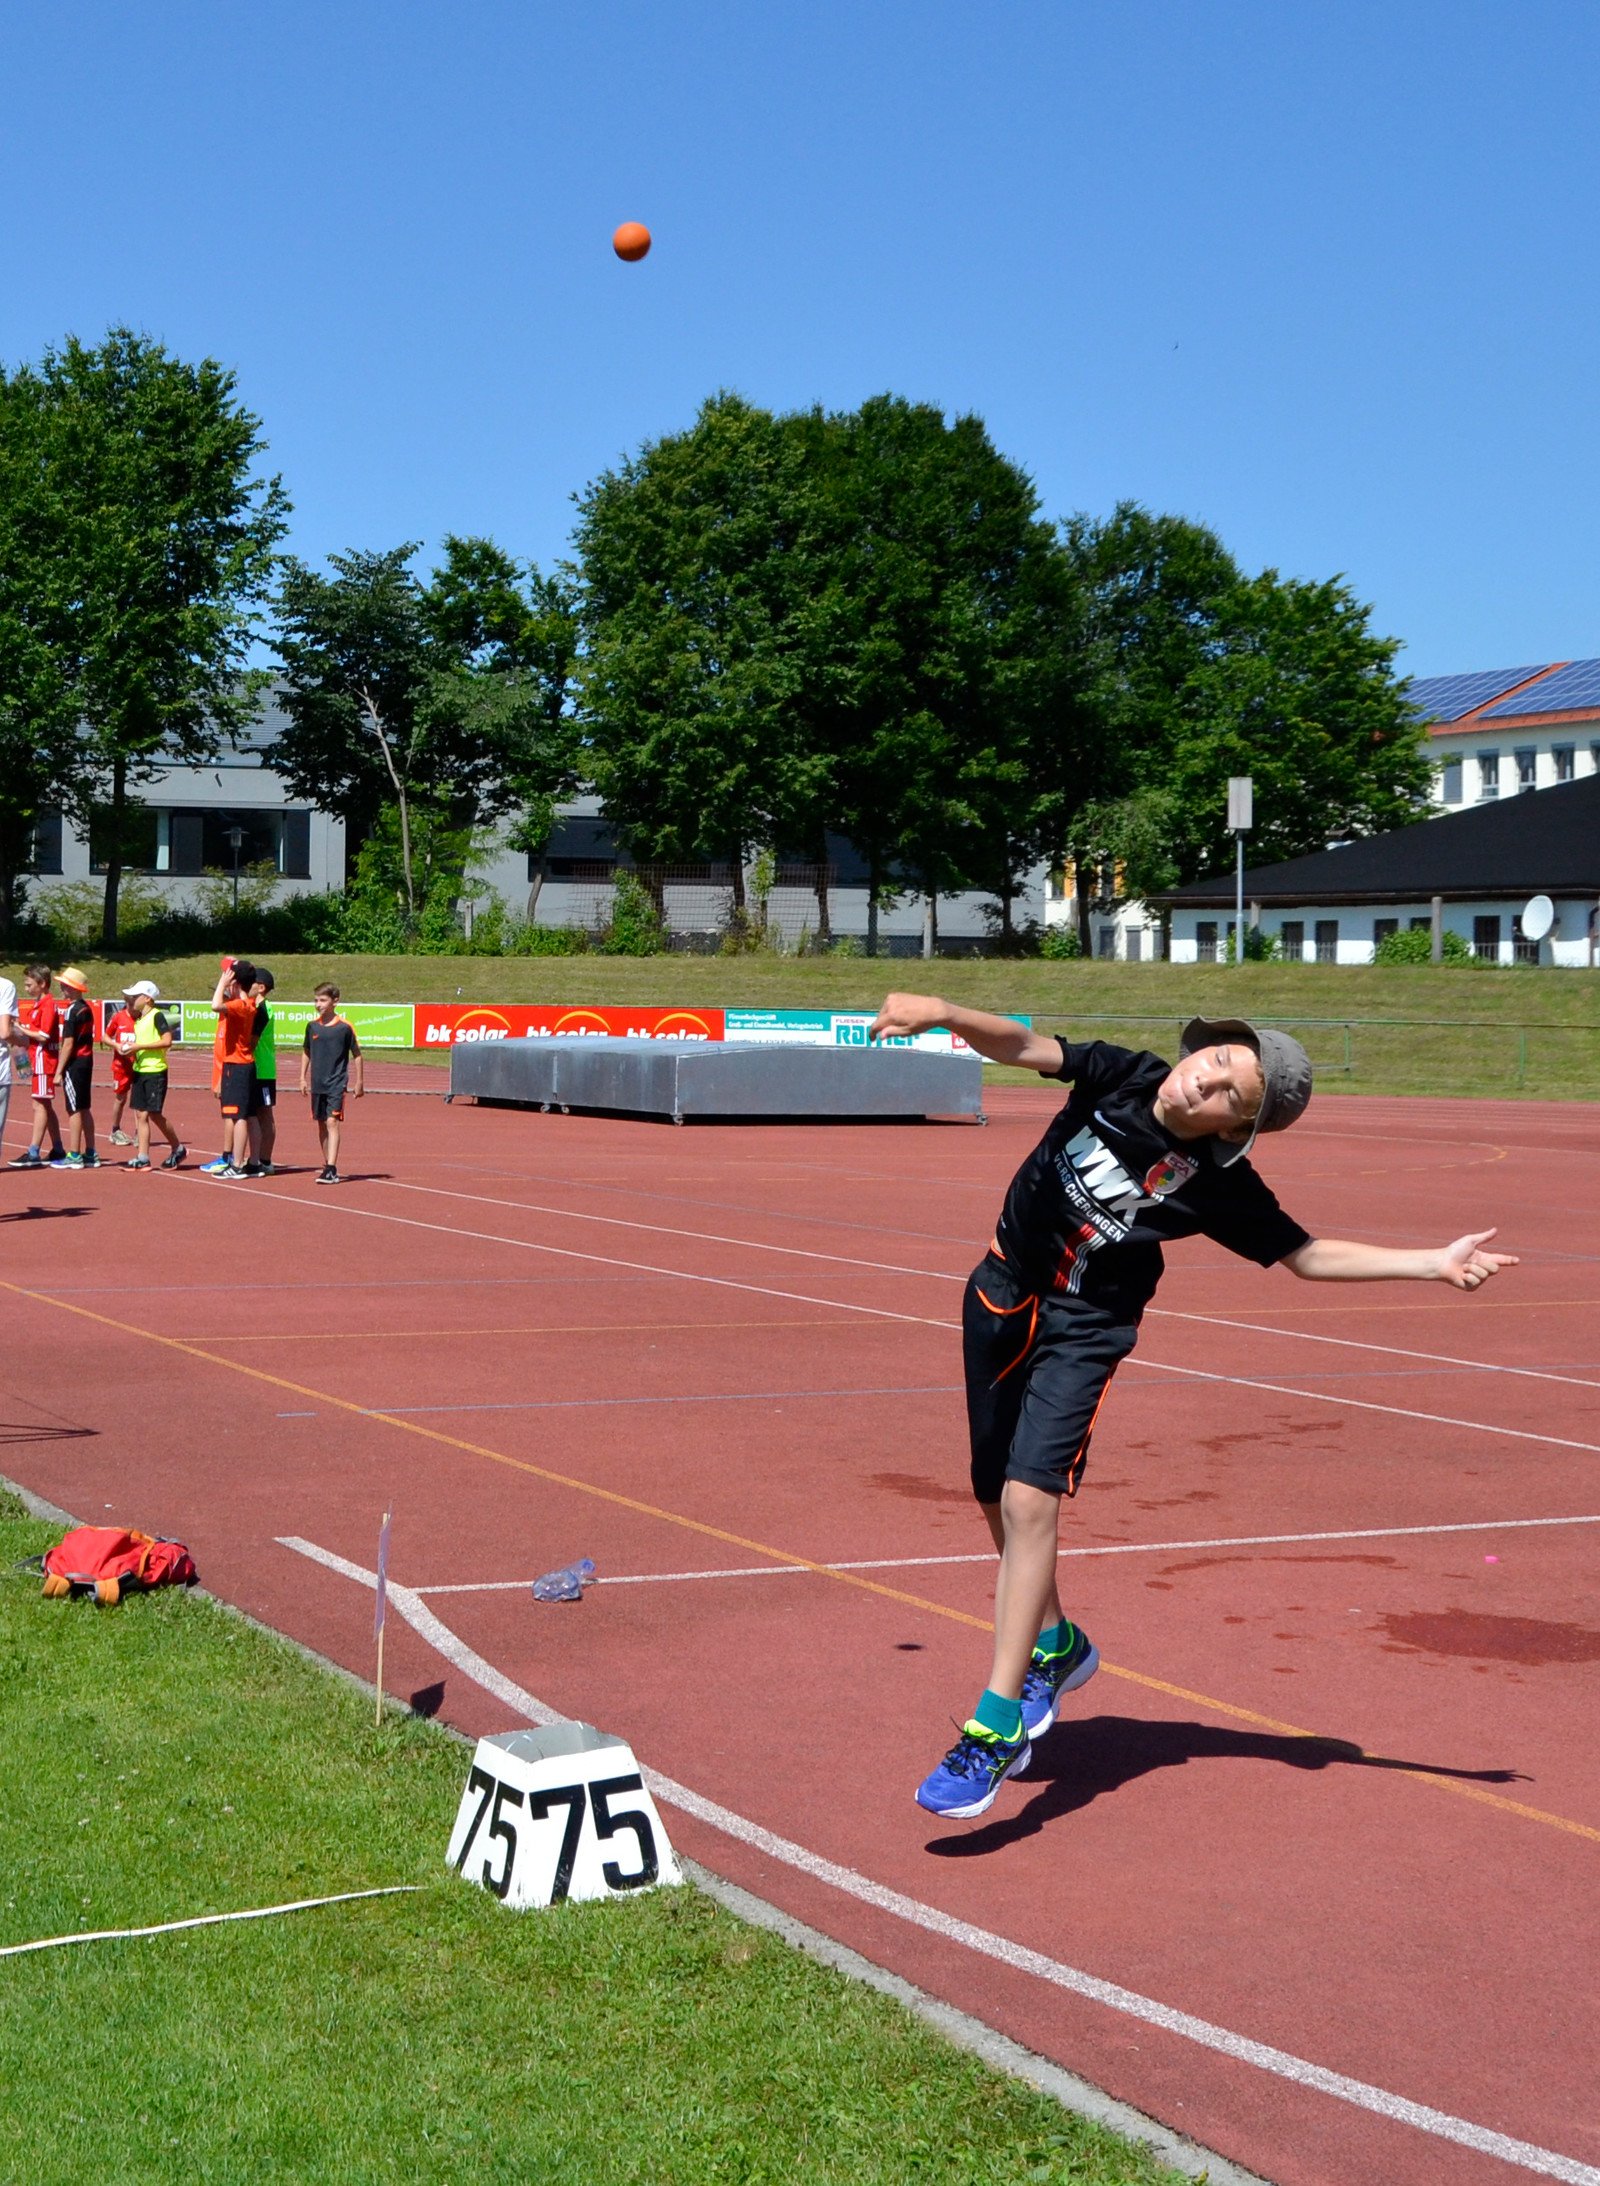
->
[612, 221, 652, 262]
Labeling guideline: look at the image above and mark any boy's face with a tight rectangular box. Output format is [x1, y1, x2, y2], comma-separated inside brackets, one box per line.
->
[313, 993, 335, 1020]
[23, 972, 48, 998]
[1154, 1042, 1265, 1145]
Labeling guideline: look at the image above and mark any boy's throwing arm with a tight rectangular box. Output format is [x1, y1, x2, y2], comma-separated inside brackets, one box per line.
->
[869, 993, 1064, 1073]
[1283, 1229, 1517, 1293]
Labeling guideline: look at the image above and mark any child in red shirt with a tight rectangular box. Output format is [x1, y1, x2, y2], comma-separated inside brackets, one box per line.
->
[103, 995, 137, 1145]
[8, 966, 66, 1168]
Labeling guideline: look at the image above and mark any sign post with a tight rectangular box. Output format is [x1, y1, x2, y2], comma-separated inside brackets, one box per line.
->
[373, 1507, 393, 1728]
[1227, 777, 1253, 963]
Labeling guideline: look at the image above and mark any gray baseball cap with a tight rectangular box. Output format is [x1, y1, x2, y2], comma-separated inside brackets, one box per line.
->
[1179, 1016, 1313, 1167]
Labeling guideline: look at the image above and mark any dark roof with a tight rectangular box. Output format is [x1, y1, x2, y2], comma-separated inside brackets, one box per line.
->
[1157, 775, 1600, 909]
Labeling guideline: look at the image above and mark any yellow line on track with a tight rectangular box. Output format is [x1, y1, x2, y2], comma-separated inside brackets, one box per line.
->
[5, 1273, 1595, 1850]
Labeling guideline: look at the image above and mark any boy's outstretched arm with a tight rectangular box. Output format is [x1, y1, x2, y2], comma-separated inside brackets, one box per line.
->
[869, 992, 1065, 1073]
[1283, 1229, 1517, 1293]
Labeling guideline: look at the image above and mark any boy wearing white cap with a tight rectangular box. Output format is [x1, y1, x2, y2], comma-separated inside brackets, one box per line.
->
[117, 983, 185, 1170]
[866, 994, 1519, 1821]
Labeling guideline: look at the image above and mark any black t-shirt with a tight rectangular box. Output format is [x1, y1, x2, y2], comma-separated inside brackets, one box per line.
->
[60, 998, 94, 1069]
[991, 1040, 1311, 1322]
[303, 1017, 361, 1095]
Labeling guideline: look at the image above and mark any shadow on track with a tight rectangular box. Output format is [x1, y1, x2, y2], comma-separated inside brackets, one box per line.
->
[0, 1204, 94, 1222]
[925, 1713, 1529, 1855]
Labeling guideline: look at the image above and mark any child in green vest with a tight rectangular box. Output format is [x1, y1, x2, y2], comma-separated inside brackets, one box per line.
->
[244, 967, 279, 1177]
[117, 983, 185, 1170]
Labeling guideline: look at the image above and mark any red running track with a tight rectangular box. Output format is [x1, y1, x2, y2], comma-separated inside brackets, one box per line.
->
[3, 1069, 1599, 2186]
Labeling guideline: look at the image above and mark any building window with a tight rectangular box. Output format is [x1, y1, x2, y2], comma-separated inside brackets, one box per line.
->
[1314, 919, 1339, 963]
[1514, 746, 1537, 793]
[1096, 924, 1116, 959]
[1373, 918, 1398, 946]
[1279, 920, 1304, 960]
[1512, 914, 1540, 964]
[1473, 915, 1501, 962]
[89, 805, 160, 874]
[1554, 744, 1575, 782]
[25, 810, 64, 874]
[1125, 926, 1143, 962]
[120, 807, 313, 879]
[1408, 915, 1431, 931]
[1590, 741, 1600, 775]
[1478, 751, 1499, 798]
[1440, 758, 1463, 804]
[1196, 921, 1218, 963]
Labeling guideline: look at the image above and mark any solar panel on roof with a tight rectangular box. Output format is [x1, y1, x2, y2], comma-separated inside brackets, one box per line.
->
[1406, 666, 1547, 722]
[1480, 657, 1600, 717]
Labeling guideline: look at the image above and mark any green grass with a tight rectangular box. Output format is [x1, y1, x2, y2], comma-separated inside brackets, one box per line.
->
[16, 950, 1600, 1097]
[0, 1493, 1184, 2185]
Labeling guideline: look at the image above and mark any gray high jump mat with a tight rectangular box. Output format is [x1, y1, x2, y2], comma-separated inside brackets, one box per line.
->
[446, 1037, 984, 1123]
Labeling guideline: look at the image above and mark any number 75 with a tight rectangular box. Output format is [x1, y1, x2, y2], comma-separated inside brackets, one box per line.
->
[452, 1768, 659, 1903]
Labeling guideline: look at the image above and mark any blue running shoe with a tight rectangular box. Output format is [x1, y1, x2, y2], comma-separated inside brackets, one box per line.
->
[199, 1156, 232, 1175]
[915, 1721, 1030, 1819]
[1020, 1624, 1099, 1738]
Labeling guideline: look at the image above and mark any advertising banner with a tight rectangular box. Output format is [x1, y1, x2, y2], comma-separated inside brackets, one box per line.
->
[173, 1000, 416, 1049]
[415, 1003, 725, 1046]
[723, 1008, 1024, 1054]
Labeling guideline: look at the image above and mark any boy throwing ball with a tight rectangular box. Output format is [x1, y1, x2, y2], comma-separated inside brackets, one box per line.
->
[866, 995, 1518, 1821]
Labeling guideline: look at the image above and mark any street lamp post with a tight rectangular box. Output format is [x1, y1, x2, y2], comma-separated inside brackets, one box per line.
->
[1227, 777, 1252, 963]
[225, 825, 245, 916]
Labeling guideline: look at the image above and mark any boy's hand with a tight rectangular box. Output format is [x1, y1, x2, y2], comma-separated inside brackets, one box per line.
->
[1436, 1229, 1518, 1291]
[869, 993, 946, 1042]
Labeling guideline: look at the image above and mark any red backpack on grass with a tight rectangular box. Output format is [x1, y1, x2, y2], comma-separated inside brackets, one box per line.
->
[37, 1527, 197, 1606]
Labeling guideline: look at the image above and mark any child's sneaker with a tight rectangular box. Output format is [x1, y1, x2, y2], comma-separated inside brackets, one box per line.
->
[199, 1156, 231, 1176]
[51, 1151, 84, 1170]
[914, 1721, 1031, 1819]
[82, 1150, 103, 1169]
[160, 1145, 187, 1169]
[8, 1148, 43, 1168]
[316, 1165, 339, 1185]
[109, 1129, 133, 1147]
[1020, 1624, 1100, 1739]
[126, 1156, 151, 1170]
[241, 1161, 264, 1178]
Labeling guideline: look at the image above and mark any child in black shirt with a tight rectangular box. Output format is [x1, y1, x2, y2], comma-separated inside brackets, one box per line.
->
[300, 983, 363, 1184]
[867, 994, 1519, 1821]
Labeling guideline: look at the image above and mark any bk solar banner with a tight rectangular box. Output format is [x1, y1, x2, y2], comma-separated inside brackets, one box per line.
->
[415, 1004, 725, 1045]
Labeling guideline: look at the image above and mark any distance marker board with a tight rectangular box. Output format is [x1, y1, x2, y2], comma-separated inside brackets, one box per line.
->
[447, 1723, 682, 1908]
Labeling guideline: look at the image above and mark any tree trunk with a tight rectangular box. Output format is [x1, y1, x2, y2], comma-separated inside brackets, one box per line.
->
[866, 855, 880, 957]
[361, 688, 415, 919]
[526, 851, 547, 924]
[921, 886, 936, 960]
[729, 847, 747, 916]
[812, 831, 832, 947]
[102, 754, 127, 947]
[1072, 851, 1093, 956]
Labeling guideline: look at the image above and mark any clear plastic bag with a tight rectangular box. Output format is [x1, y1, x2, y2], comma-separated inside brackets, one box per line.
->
[530, 1557, 596, 1603]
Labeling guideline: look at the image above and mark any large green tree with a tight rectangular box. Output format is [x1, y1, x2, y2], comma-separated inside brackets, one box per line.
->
[574, 393, 832, 918]
[1061, 505, 1429, 944]
[574, 392, 1090, 950]
[0, 366, 80, 937]
[269, 541, 575, 917]
[10, 329, 289, 943]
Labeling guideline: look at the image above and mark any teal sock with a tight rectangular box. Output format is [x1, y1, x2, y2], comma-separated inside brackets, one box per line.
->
[1036, 1619, 1075, 1660]
[973, 1688, 1024, 1742]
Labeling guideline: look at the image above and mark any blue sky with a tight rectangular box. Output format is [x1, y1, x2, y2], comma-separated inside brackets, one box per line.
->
[4, 1, 1597, 677]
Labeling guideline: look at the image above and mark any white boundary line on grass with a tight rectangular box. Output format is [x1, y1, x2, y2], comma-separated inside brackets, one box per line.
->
[408, 1510, 1600, 1594]
[278, 1533, 1600, 2186]
[0, 1886, 418, 1959]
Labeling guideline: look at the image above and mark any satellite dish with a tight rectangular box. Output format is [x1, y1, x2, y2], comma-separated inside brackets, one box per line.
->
[1521, 894, 1555, 942]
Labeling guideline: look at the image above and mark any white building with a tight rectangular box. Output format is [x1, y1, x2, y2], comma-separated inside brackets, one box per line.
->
[1412, 661, 1600, 809]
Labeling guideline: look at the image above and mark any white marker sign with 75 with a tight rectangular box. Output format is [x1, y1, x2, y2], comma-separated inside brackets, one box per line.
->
[447, 1725, 682, 1909]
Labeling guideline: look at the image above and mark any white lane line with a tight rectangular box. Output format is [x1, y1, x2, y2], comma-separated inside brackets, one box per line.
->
[1128, 1360, 1600, 1457]
[0, 1886, 418, 1959]
[277, 1534, 1600, 2186]
[377, 1174, 1600, 1394]
[409, 1512, 1600, 1595]
[1152, 1308, 1600, 1392]
[217, 1187, 1600, 1460]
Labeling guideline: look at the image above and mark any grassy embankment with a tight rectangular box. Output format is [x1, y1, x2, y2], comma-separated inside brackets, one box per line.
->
[0, 1492, 1182, 2186]
[39, 953, 1600, 1100]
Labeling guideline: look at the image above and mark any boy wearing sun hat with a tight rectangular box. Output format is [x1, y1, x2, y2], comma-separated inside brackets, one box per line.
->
[866, 993, 1520, 1822]
[51, 967, 101, 1169]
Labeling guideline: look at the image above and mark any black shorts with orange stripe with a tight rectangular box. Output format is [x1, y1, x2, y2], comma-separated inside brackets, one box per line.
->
[963, 1252, 1138, 1503]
